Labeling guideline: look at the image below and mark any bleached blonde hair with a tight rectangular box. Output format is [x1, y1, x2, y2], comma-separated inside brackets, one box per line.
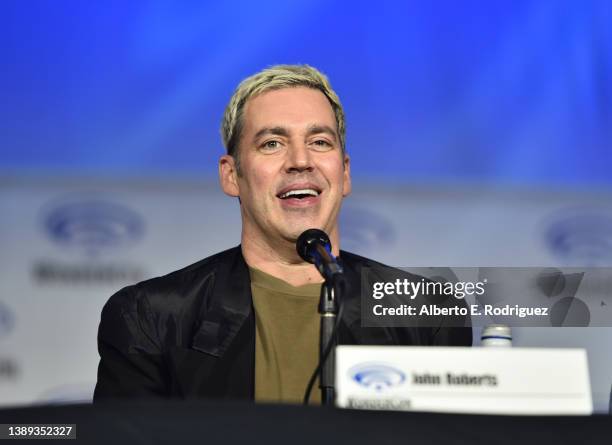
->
[221, 64, 346, 171]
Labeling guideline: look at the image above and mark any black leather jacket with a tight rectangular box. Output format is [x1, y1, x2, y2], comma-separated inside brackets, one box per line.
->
[94, 246, 472, 401]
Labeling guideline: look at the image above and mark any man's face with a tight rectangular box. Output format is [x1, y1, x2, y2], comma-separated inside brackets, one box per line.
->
[220, 86, 351, 249]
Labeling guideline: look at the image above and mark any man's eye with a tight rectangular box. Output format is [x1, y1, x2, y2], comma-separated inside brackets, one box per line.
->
[312, 140, 332, 150]
[261, 140, 281, 150]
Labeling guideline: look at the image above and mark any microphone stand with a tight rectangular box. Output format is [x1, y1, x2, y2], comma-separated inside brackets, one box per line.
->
[296, 229, 344, 406]
[318, 278, 339, 405]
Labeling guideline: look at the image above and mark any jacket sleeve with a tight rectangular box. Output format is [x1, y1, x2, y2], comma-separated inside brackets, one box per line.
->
[93, 286, 168, 401]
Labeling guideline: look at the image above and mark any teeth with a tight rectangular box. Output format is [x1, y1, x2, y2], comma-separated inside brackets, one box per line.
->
[280, 189, 319, 199]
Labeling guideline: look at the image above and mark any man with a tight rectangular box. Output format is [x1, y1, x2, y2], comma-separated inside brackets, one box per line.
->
[94, 65, 471, 404]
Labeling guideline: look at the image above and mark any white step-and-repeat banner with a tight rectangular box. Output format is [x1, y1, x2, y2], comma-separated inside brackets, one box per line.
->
[1, 177, 611, 412]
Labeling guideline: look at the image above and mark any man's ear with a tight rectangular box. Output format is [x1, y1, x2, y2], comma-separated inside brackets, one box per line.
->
[219, 155, 240, 197]
[342, 154, 352, 197]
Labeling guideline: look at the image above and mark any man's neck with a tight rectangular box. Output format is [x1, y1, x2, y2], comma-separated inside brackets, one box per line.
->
[241, 231, 339, 287]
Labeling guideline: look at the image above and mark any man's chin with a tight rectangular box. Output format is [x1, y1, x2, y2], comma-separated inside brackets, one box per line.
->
[281, 224, 324, 243]
[273, 212, 333, 244]
[283, 224, 318, 241]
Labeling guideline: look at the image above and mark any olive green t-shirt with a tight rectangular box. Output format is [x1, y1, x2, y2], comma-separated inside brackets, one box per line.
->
[249, 267, 321, 404]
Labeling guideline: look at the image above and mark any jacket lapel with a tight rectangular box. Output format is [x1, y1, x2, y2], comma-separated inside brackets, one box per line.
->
[191, 247, 252, 356]
[169, 247, 255, 399]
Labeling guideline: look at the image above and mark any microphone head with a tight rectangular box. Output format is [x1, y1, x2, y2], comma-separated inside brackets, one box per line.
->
[296, 229, 332, 263]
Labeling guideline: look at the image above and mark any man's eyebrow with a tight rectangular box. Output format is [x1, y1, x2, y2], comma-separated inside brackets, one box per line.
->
[306, 124, 338, 141]
[253, 126, 290, 141]
[252, 124, 338, 142]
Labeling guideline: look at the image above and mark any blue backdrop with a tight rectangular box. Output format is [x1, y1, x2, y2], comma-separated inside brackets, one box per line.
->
[1, 0, 611, 186]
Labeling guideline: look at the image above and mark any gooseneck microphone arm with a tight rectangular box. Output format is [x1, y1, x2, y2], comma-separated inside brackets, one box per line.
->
[297, 229, 346, 406]
[310, 242, 344, 283]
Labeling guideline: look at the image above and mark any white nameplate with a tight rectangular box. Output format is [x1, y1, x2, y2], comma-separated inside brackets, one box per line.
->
[335, 346, 592, 415]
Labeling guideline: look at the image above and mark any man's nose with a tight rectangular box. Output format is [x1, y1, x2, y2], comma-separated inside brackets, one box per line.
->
[285, 144, 314, 172]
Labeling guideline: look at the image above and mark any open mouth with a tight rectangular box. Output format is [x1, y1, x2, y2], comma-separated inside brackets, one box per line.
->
[276, 185, 322, 206]
[277, 188, 321, 200]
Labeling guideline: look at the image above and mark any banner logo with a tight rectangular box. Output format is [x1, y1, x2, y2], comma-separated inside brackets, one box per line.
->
[340, 206, 395, 251]
[545, 211, 612, 263]
[43, 199, 144, 256]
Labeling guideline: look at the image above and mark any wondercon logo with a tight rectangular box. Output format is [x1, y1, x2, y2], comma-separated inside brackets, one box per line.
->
[340, 206, 395, 251]
[349, 363, 406, 391]
[544, 209, 612, 264]
[42, 198, 144, 256]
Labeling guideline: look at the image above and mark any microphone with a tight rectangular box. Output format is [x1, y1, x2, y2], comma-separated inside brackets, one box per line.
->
[296, 229, 344, 282]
